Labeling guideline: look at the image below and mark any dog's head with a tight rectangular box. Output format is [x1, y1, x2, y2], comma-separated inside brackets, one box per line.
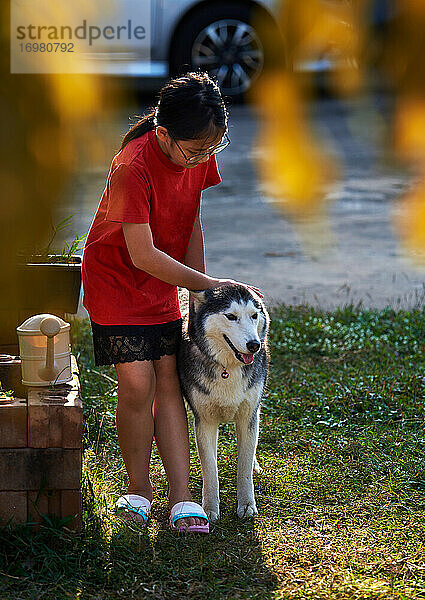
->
[188, 284, 269, 366]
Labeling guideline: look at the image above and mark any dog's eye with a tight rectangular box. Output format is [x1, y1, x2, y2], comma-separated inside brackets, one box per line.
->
[252, 313, 258, 319]
[225, 314, 237, 321]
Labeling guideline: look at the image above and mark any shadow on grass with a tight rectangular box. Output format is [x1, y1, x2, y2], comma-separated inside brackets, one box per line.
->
[3, 303, 425, 599]
[104, 507, 278, 600]
[0, 434, 278, 600]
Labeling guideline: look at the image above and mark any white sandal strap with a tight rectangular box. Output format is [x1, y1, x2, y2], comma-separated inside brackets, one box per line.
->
[116, 494, 151, 517]
[170, 501, 209, 525]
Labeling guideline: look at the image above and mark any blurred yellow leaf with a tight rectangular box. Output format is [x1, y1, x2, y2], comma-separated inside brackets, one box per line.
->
[250, 71, 337, 217]
[395, 96, 425, 162]
[394, 180, 425, 263]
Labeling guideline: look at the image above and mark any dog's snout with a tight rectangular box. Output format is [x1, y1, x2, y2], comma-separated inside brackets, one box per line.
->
[246, 340, 260, 353]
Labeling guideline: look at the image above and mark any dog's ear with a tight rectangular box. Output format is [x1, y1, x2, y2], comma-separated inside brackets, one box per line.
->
[250, 288, 263, 302]
[189, 289, 208, 308]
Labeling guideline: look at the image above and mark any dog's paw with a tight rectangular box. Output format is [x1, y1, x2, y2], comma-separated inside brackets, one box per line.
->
[237, 501, 258, 519]
[204, 508, 220, 522]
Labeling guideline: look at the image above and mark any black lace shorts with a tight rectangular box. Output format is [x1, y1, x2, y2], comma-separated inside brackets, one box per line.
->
[90, 318, 183, 366]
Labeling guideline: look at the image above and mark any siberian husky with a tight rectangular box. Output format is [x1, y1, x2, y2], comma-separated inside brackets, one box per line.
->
[177, 284, 269, 522]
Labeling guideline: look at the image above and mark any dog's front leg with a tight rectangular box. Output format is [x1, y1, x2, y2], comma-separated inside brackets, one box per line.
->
[195, 419, 220, 522]
[235, 406, 260, 519]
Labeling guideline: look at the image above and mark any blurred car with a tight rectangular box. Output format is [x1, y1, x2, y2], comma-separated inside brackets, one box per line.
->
[162, 0, 281, 99]
[88, 0, 282, 99]
[88, 0, 391, 99]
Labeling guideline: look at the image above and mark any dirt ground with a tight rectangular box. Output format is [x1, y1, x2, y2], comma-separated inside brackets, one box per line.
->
[61, 94, 425, 317]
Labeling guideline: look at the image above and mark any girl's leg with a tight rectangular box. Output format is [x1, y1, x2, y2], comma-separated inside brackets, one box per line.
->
[152, 353, 207, 529]
[115, 360, 156, 505]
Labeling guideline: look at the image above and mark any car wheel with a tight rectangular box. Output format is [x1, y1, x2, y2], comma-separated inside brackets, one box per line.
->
[170, 2, 284, 102]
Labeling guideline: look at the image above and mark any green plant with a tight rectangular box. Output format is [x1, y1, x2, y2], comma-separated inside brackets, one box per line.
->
[58, 232, 87, 262]
[20, 213, 87, 263]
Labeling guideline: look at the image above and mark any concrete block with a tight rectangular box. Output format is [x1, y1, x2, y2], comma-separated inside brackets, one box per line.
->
[0, 491, 27, 524]
[0, 448, 81, 490]
[0, 397, 27, 447]
[27, 355, 83, 448]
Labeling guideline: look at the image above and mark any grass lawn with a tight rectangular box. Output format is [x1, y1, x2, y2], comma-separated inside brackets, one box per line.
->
[1, 302, 425, 599]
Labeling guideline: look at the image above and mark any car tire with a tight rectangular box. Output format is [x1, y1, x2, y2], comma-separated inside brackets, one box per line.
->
[169, 1, 285, 103]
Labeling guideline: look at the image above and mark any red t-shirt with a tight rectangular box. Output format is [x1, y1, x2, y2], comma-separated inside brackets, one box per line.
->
[81, 129, 221, 325]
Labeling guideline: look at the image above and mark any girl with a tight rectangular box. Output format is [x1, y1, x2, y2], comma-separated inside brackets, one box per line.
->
[82, 71, 261, 534]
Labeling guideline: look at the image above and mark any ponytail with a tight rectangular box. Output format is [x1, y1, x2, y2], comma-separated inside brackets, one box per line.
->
[120, 109, 156, 151]
[120, 71, 228, 151]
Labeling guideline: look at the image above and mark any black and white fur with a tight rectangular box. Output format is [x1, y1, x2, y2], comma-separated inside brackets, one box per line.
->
[177, 284, 269, 522]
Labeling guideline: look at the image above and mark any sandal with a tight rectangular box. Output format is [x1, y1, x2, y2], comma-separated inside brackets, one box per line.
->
[115, 494, 151, 528]
[169, 501, 210, 534]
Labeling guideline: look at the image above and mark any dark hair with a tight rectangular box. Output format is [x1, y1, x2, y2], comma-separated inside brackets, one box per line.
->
[120, 71, 228, 151]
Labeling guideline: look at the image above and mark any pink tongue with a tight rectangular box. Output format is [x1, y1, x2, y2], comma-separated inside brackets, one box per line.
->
[241, 353, 254, 364]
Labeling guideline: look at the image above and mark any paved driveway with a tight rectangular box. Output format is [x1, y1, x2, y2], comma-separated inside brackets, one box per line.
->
[61, 95, 425, 317]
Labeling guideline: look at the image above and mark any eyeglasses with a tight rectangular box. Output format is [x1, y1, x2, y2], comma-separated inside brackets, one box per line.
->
[172, 133, 230, 165]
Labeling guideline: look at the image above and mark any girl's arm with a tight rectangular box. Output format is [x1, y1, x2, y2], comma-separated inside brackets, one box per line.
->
[184, 208, 205, 305]
[184, 208, 205, 274]
[122, 221, 220, 291]
[122, 219, 263, 297]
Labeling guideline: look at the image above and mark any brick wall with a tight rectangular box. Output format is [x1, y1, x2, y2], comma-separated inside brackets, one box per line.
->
[0, 354, 83, 530]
